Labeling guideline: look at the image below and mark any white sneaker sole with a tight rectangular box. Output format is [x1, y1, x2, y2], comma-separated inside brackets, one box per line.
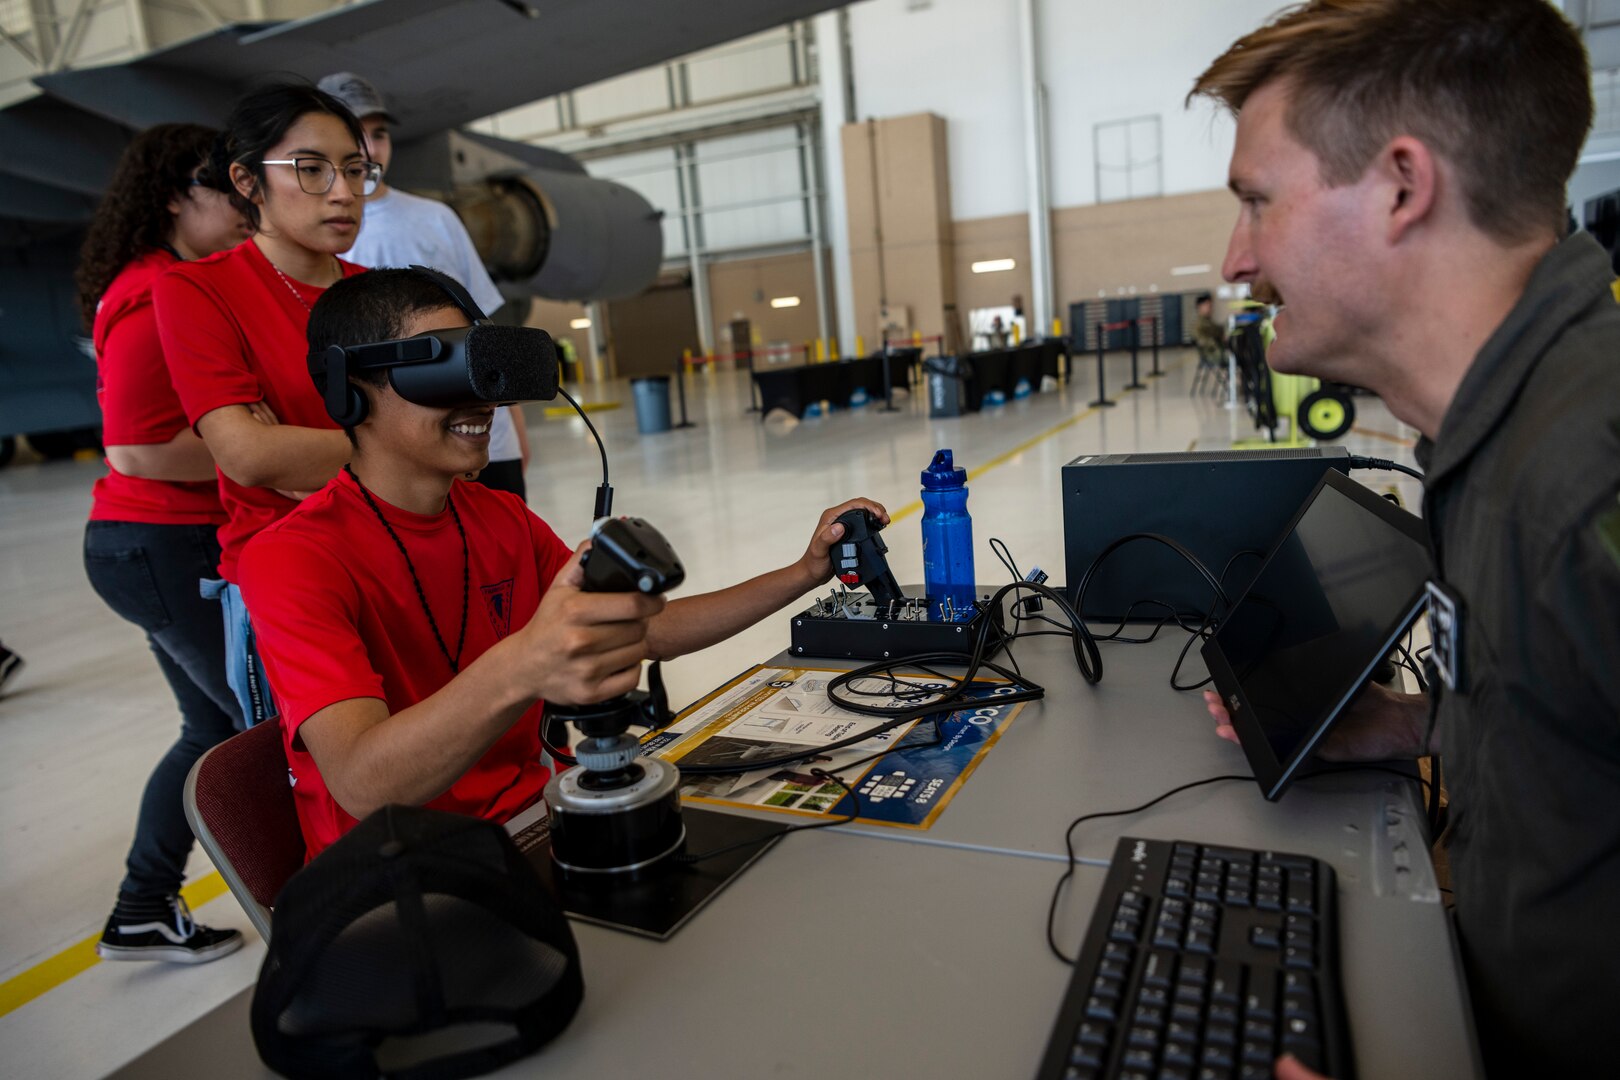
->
[96, 934, 244, 965]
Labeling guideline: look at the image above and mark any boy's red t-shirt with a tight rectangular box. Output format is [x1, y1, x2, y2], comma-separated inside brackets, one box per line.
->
[237, 470, 573, 859]
[89, 249, 226, 526]
[155, 239, 365, 580]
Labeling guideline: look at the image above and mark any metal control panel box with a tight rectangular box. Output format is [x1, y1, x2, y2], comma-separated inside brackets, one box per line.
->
[1062, 447, 1349, 622]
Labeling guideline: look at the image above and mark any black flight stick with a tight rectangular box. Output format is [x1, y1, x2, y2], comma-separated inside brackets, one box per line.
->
[830, 508, 905, 607]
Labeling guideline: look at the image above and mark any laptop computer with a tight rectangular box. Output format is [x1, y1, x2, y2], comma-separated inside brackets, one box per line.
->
[1201, 469, 1431, 801]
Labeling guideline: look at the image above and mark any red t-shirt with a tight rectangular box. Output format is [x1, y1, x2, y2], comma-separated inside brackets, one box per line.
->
[237, 469, 573, 859]
[89, 249, 226, 526]
[155, 240, 365, 580]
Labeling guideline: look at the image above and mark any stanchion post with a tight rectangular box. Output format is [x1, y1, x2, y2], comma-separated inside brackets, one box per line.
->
[745, 348, 761, 414]
[1125, 318, 1146, 391]
[1148, 315, 1164, 378]
[1090, 322, 1116, 408]
[672, 351, 697, 429]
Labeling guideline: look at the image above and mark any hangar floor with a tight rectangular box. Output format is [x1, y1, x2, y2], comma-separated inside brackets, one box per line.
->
[0, 349, 1423, 1075]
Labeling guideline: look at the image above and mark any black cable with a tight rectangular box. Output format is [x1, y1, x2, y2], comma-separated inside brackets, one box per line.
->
[1047, 775, 1255, 964]
[557, 386, 614, 517]
[1349, 454, 1424, 483]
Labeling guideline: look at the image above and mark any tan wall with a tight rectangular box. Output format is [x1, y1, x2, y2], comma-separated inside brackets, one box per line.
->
[1050, 189, 1236, 319]
[950, 214, 1032, 333]
[606, 278, 701, 378]
[842, 113, 955, 352]
[706, 250, 829, 356]
[523, 297, 591, 377]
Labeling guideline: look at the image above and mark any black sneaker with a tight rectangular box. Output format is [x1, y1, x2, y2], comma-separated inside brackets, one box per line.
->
[0, 644, 22, 695]
[96, 894, 244, 964]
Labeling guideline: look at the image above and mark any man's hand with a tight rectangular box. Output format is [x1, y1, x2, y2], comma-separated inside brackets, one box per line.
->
[795, 498, 891, 588]
[1274, 1053, 1328, 1080]
[1203, 681, 1434, 761]
[513, 542, 665, 705]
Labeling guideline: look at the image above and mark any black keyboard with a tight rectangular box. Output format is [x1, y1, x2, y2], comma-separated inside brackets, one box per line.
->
[1036, 837, 1353, 1080]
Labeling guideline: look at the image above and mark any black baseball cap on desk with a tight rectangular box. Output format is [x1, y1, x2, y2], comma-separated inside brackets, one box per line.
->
[252, 805, 582, 1079]
[1202, 470, 1431, 801]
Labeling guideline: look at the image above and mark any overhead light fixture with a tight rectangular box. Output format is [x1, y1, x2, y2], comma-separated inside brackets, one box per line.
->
[971, 258, 1016, 274]
[570, 317, 592, 329]
[770, 296, 801, 308]
[1171, 264, 1212, 276]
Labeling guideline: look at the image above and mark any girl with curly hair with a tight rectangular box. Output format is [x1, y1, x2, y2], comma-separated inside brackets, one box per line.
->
[78, 122, 252, 963]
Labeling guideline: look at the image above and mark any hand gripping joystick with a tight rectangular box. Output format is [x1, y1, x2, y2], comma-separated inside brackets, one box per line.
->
[830, 508, 905, 607]
[544, 517, 688, 878]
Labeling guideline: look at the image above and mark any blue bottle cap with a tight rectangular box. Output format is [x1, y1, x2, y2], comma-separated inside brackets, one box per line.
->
[921, 449, 967, 490]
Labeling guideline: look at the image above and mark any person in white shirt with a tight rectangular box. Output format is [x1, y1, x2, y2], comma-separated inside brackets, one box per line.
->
[317, 72, 531, 499]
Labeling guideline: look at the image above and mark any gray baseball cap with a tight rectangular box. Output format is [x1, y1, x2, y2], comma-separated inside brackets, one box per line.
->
[317, 72, 397, 123]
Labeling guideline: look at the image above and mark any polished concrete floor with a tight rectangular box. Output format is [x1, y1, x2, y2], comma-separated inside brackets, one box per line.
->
[0, 351, 1422, 1077]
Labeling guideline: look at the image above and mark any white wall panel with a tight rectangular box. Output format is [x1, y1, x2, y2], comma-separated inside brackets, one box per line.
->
[691, 129, 808, 251]
[848, 0, 1284, 217]
[685, 27, 799, 103]
[849, 0, 1025, 221]
[572, 66, 670, 126]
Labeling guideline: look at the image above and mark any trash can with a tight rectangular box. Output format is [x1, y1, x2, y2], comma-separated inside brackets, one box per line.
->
[631, 375, 672, 434]
[925, 357, 978, 418]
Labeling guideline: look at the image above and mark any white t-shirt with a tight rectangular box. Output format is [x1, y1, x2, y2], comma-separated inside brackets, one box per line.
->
[349, 188, 522, 463]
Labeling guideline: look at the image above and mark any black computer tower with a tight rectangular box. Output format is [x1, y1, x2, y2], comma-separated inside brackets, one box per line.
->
[1062, 447, 1351, 621]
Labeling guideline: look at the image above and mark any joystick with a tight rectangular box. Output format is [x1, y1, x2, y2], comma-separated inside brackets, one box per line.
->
[830, 508, 904, 606]
[544, 517, 687, 877]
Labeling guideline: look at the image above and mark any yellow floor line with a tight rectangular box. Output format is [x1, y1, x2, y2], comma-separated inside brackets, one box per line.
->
[543, 401, 620, 418]
[2, 383, 1130, 1017]
[0, 871, 230, 1019]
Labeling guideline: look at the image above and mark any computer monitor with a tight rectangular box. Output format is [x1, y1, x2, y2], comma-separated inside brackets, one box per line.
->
[1201, 470, 1431, 800]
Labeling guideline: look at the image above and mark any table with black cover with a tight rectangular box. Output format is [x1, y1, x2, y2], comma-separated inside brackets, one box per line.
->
[750, 348, 921, 418]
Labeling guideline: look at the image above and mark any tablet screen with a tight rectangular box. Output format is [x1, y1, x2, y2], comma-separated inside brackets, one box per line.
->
[1203, 471, 1430, 798]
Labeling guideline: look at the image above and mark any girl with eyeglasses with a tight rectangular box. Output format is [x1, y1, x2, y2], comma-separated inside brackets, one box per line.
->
[75, 122, 253, 964]
[155, 82, 375, 731]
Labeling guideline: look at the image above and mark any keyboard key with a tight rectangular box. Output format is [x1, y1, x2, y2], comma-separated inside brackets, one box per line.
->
[1202, 1042, 1236, 1066]
[1075, 1021, 1110, 1046]
[1185, 929, 1216, 954]
[1210, 961, 1244, 1003]
[1100, 958, 1129, 981]
[1223, 887, 1252, 907]
[1255, 889, 1282, 912]
[1159, 1067, 1193, 1080]
[1124, 1047, 1157, 1070]
[1245, 969, 1278, 1022]
[1129, 1025, 1161, 1049]
[1166, 1020, 1199, 1045]
[1261, 852, 1315, 871]
[1249, 925, 1280, 949]
[1111, 918, 1141, 942]
[1180, 956, 1211, 984]
[1208, 1002, 1239, 1027]
[1283, 945, 1315, 970]
[1142, 949, 1176, 987]
[1105, 941, 1135, 964]
[1240, 1039, 1273, 1065]
[1286, 880, 1316, 914]
[1204, 846, 1258, 866]
[1093, 975, 1124, 1001]
[1139, 986, 1169, 1010]
[1238, 1064, 1272, 1080]
[1070, 1043, 1105, 1068]
[1063, 1067, 1098, 1080]
[1243, 1019, 1275, 1044]
[1172, 1002, 1204, 1025]
[1165, 876, 1192, 899]
[1085, 996, 1118, 1023]
[1281, 1033, 1326, 1073]
[1163, 1039, 1198, 1066]
[1204, 1022, 1237, 1046]
[1196, 1068, 1231, 1080]
[1133, 1005, 1166, 1029]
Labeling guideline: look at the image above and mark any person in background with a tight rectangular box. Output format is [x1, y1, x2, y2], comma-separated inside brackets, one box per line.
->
[1192, 292, 1226, 364]
[155, 82, 374, 728]
[985, 314, 1010, 350]
[1192, 1, 1619, 1074]
[317, 72, 531, 500]
[74, 123, 252, 962]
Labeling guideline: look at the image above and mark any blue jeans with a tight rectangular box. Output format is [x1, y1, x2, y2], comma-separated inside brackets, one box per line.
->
[84, 521, 241, 899]
[199, 578, 278, 729]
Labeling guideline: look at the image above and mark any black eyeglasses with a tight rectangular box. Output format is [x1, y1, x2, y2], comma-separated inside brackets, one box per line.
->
[261, 158, 383, 196]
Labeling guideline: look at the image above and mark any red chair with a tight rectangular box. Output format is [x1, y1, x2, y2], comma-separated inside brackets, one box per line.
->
[183, 721, 306, 942]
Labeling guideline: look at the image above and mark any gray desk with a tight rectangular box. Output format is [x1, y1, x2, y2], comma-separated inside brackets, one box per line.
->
[115, 833, 1104, 1079]
[113, 636, 1481, 1078]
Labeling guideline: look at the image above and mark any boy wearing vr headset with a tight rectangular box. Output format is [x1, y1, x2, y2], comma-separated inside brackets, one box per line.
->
[237, 267, 886, 858]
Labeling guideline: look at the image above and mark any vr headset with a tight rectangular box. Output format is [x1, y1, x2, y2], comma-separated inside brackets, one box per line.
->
[309, 265, 560, 427]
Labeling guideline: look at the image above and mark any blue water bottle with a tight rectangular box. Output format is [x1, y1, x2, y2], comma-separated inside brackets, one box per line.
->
[921, 449, 976, 621]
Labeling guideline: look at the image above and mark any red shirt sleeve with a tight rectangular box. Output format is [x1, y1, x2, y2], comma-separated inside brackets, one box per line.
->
[239, 528, 386, 740]
[154, 267, 264, 429]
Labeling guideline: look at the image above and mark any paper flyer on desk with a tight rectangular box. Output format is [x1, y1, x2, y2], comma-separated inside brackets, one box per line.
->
[641, 665, 1026, 829]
